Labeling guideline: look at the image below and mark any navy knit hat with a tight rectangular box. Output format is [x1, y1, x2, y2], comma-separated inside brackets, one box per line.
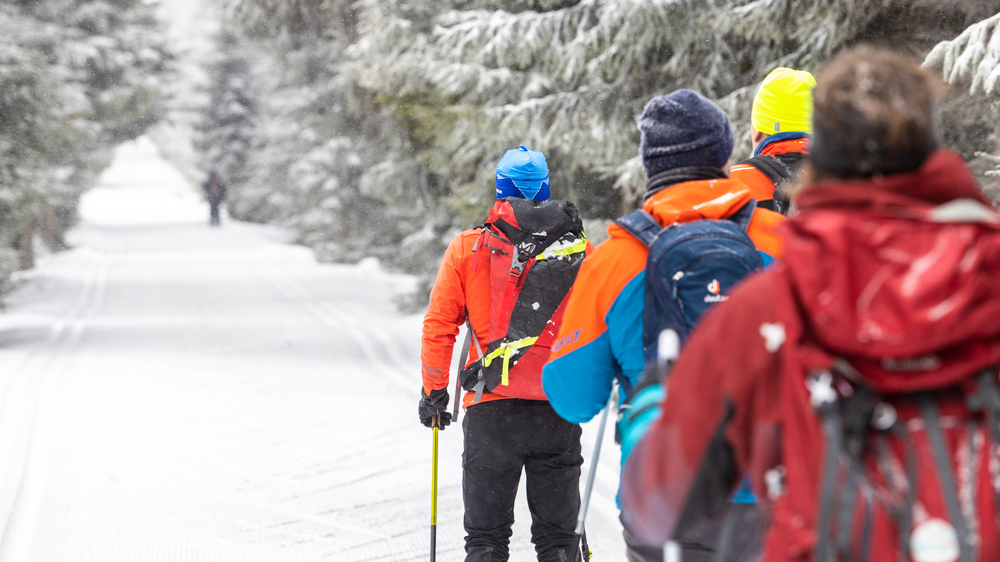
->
[638, 90, 734, 178]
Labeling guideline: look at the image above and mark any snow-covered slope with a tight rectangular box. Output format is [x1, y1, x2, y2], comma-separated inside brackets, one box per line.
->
[0, 138, 624, 561]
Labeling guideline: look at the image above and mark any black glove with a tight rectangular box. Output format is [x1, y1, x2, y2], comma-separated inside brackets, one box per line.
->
[419, 388, 452, 429]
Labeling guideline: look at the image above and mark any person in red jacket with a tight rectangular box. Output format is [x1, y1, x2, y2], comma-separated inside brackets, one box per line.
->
[420, 145, 593, 562]
[620, 47, 1000, 562]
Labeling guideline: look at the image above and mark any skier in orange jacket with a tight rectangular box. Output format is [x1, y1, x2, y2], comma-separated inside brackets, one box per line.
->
[419, 146, 594, 562]
[730, 68, 815, 214]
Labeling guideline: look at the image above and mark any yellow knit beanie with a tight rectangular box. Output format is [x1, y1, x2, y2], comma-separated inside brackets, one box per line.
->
[751, 68, 816, 136]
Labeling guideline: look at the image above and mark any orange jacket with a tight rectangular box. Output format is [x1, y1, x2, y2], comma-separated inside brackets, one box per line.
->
[542, 177, 785, 424]
[731, 137, 810, 203]
[421, 220, 594, 408]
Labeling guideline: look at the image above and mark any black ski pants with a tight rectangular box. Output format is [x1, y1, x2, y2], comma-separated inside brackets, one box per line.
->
[462, 398, 583, 562]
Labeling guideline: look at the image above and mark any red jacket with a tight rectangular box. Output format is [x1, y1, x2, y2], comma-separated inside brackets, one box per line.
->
[621, 151, 1000, 561]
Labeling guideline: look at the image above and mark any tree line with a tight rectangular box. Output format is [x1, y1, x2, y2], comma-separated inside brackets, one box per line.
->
[200, 0, 1000, 308]
[0, 0, 167, 293]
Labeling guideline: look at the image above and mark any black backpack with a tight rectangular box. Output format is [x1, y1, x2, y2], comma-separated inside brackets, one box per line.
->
[457, 198, 588, 403]
[740, 152, 806, 215]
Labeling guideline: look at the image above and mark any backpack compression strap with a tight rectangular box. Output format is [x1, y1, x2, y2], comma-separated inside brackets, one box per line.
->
[742, 153, 805, 214]
[967, 369, 1000, 519]
[614, 210, 661, 248]
[741, 154, 794, 186]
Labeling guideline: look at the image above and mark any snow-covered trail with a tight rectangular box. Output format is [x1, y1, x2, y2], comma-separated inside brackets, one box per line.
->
[0, 138, 625, 561]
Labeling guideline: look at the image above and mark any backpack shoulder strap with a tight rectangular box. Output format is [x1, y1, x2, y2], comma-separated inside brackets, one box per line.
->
[727, 199, 757, 232]
[614, 209, 662, 248]
[741, 154, 793, 186]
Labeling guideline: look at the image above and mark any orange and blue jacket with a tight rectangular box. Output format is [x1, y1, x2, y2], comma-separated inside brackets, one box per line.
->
[731, 134, 810, 203]
[541, 177, 785, 426]
[421, 218, 594, 409]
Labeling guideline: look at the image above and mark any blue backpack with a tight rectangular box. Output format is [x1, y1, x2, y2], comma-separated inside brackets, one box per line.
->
[615, 200, 766, 369]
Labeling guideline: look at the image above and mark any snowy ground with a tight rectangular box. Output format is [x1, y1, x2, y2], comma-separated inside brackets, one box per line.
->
[0, 138, 625, 561]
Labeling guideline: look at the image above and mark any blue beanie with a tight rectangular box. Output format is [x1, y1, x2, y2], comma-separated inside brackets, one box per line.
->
[638, 90, 734, 179]
[496, 145, 550, 201]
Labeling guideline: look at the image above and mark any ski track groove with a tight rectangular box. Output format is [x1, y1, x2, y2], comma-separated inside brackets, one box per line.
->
[251, 257, 419, 399]
[0, 249, 115, 561]
[250, 254, 628, 560]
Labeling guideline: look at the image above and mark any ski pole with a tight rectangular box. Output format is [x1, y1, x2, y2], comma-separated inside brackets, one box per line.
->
[573, 390, 615, 561]
[431, 415, 440, 562]
[580, 527, 591, 561]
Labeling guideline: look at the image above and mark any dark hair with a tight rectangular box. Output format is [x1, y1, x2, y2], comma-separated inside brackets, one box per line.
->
[807, 47, 945, 180]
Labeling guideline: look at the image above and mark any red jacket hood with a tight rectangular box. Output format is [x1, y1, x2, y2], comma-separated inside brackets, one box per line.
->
[781, 150, 1000, 391]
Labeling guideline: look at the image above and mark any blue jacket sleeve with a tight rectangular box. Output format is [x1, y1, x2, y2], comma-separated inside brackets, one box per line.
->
[542, 273, 646, 423]
[606, 273, 646, 396]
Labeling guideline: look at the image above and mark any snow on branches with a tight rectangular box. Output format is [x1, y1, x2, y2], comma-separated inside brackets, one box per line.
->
[214, 0, 1000, 305]
[0, 0, 167, 278]
[925, 11, 1000, 95]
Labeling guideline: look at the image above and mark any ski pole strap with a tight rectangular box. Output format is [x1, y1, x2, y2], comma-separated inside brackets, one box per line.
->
[921, 396, 973, 562]
[480, 336, 539, 386]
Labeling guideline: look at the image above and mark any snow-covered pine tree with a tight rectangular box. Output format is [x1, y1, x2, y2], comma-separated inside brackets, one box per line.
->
[925, 6, 1000, 204]
[216, 0, 452, 273]
[212, 0, 997, 307]
[926, 9, 1000, 95]
[357, 0, 986, 216]
[0, 0, 166, 279]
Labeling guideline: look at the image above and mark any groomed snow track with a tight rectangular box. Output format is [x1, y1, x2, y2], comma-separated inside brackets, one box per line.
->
[0, 137, 625, 561]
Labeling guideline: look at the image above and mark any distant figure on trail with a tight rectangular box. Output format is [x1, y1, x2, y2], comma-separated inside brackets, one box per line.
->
[419, 145, 594, 561]
[730, 67, 815, 215]
[202, 171, 227, 226]
[621, 47, 1000, 562]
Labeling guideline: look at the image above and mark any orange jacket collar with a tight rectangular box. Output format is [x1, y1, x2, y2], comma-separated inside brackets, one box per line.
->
[641, 177, 753, 226]
[759, 137, 809, 157]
